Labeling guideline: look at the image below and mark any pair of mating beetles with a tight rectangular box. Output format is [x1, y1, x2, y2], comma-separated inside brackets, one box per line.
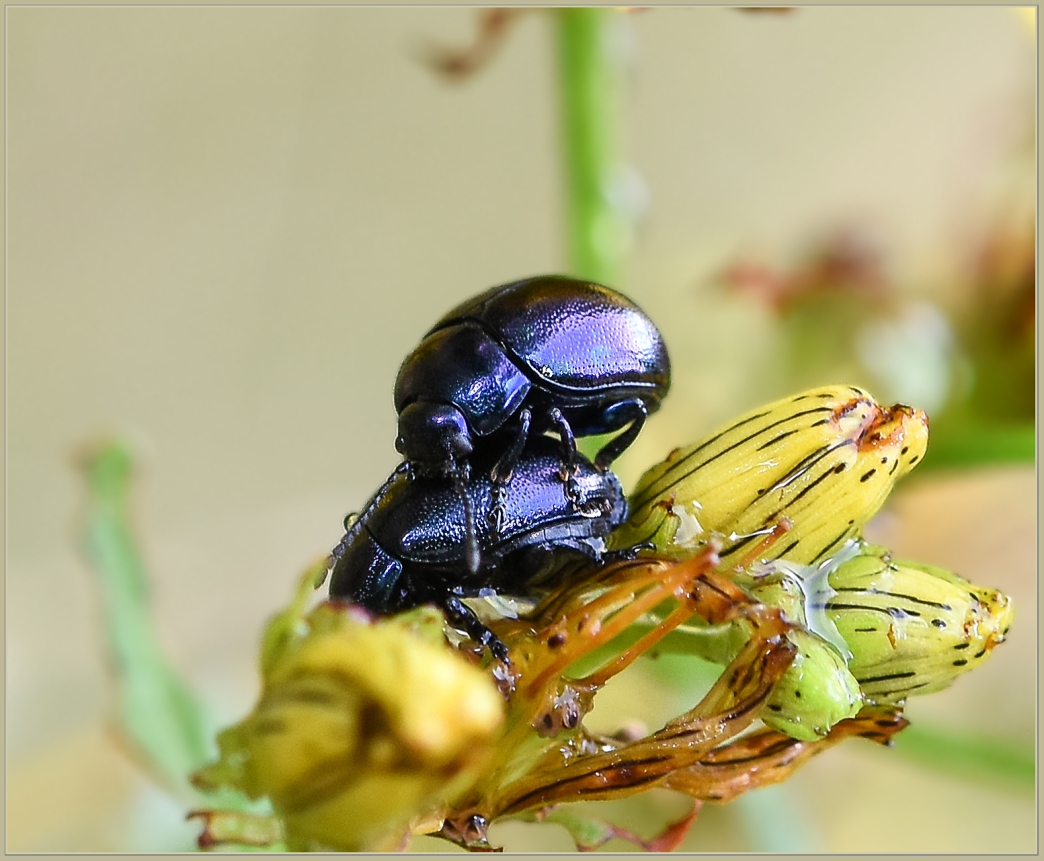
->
[327, 275, 672, 661]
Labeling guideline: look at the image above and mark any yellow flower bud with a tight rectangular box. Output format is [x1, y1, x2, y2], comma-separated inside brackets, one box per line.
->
[193, 597, 504, 851]
[613, 385, 929, 566]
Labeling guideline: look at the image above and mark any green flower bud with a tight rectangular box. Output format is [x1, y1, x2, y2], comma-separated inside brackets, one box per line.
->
[759, 628, 862, 741]
[669, 560, 864, 742]
[820, 545, 1014, 704]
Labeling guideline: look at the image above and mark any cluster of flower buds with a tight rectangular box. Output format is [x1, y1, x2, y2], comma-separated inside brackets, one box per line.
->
[190, 385, 1012, 852]
[609, 385, 1011, 741]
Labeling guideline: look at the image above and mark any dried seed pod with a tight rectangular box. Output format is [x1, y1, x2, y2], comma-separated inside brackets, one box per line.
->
[819, 545, 1014, 703]
[612, 385, 929, 566]
[663, 706, 909, 803]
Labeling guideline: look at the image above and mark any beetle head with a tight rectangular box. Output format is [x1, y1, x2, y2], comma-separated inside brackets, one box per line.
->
[396, 401, 474, 471]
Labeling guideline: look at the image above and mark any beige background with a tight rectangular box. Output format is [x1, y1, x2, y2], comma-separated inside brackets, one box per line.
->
[6, 7, 1035, 852]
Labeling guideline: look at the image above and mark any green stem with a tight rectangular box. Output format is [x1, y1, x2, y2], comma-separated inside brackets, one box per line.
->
[557, 7, 629, 286]
[919, 416, 1036, 471]
[893, 723, 1035, 790]
[77, 440, 216, 801]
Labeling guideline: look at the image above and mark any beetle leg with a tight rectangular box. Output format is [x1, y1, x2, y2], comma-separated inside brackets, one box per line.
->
[548, 407, 582, 507]
[442, 594, 511, 664]
[600, 541, 657, 563]
[488, 408, 532, 534]
[593, 399, 648, 470]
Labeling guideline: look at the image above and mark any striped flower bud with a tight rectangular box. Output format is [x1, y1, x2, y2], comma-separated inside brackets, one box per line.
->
[815, 545, 1014, 704]
[612, 385, 929, 566]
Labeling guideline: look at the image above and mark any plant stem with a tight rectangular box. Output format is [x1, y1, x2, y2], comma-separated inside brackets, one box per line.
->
[893, 723, 1035, 789]
[77, 440, 215, 800]
[919, 416, 1035, 471]
[557, 7, 630, 287]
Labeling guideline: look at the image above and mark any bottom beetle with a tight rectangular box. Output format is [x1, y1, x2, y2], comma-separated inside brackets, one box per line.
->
[327, 436, 629, 662]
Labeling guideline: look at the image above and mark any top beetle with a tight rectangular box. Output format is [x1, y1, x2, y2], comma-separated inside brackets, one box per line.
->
[394, 275, 671, 526]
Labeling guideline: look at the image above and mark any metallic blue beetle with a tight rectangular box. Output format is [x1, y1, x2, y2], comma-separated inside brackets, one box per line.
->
[328, 436, 628, 662]
[393, 276, 671, 531]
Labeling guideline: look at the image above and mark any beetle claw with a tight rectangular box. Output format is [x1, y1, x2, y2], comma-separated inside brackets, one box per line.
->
[601, 541, 656, 562]
[486, 633, 511, 665]
[563, 474, 583, 510]
[487, 486, 507, 536]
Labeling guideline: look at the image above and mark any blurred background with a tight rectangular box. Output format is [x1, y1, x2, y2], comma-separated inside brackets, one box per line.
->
[6, 6, 1035, 853]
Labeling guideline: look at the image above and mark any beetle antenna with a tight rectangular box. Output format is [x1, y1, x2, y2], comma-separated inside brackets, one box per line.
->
[451, 464, 481, 575]
[331, 462, 410, 563]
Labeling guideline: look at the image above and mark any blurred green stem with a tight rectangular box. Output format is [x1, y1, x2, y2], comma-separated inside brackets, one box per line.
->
[557, 7, 629, 286]
[920, 416, 1035, 470]
[893, 723, 1035, 790]
[78, 440, 216, 801]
